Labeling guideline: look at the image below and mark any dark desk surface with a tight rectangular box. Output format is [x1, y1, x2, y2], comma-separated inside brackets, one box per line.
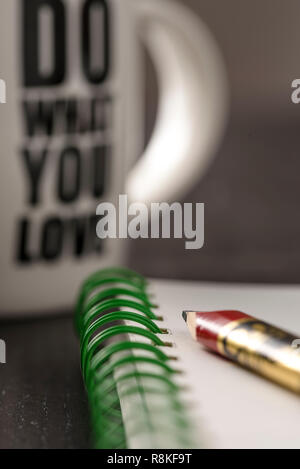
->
[0, 315, 90, 449]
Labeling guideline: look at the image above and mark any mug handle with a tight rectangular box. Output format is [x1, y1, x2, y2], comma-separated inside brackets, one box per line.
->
[126, 0, 228, 204]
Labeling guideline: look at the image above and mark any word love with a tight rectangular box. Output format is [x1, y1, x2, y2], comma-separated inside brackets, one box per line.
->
[96, 196, 205, 250]
[0, 79, 6, 103]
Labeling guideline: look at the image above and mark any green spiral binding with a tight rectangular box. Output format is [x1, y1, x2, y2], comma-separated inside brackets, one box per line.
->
[75, 267, 196, 449]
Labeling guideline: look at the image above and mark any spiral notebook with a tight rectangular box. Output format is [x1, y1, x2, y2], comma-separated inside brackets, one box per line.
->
[75, 268, 300, 449]
[75, 267, 204, 449]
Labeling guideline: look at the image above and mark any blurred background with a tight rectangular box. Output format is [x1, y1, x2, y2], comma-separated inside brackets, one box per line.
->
[131, 0, 300, 284]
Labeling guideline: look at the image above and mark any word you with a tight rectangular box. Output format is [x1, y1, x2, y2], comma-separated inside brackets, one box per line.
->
[96, 195, 204, 250]
[0, 340, 6, 364]
[0, 79, 6, 103]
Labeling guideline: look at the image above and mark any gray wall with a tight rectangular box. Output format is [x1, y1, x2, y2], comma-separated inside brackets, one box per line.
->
[131, 0, 300, 283]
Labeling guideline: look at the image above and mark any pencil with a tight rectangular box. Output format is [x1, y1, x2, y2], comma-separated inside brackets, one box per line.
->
[183, 310, 300, 394]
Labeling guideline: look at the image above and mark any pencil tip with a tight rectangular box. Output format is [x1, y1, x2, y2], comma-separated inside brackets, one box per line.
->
[182, 311, 188, 322]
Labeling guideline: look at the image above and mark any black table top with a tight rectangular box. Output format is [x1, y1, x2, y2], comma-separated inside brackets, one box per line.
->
[0, 314, 90, 449]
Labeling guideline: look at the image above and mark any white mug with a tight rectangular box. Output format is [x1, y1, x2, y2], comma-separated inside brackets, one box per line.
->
[0, 0, 228, 316]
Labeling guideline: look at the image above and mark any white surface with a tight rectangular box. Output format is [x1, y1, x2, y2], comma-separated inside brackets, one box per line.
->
[151, 279, 300, 449]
